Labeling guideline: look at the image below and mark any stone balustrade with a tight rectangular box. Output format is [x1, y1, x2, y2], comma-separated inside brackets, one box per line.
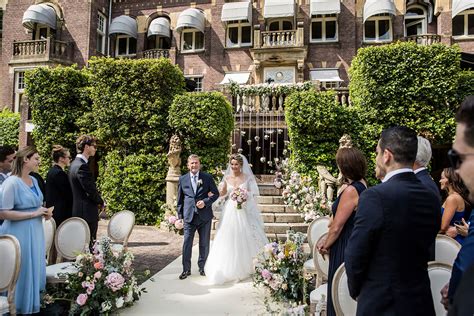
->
[11, 38, 73, 64]
[142, 49, 170, 59]
[404, 34, 441, 45]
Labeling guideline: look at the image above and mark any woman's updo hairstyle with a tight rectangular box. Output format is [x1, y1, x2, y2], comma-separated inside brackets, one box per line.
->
[52, 145, 70, 163]
[229, 153, 244, 166]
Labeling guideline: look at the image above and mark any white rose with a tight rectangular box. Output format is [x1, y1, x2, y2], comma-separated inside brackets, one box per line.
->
[115, 296, 124, 308]
[125, 289, 134, 303]
[101, 301, 112, 312]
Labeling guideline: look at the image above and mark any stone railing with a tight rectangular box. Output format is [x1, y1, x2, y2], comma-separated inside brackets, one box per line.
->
[334, 87, 351, 106]
[142, 48, 170, 59]
[404, 34, 441, 45]
[11, 38, 73, 63]
[254, 23, 304, 49]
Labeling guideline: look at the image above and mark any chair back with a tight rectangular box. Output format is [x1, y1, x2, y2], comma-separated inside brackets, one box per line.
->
[313, 233, 330, 280]
[43, 217, 56, 261]
[435, 234, 461, 266]
[0, 235, 21, 314]
[108, 210, 135, 249]
[332, 263, 357, 316]
[428, 262, 452, 316]
[307, 216, 330, 250]
[55, 217, 90, 261]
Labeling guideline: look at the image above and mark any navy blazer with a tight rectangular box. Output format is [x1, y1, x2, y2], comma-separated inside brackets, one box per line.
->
[448, 212, 474, 299]
[345, 172, 441, 316]
[177, 172, 219, 223]
[46, 165, 73, 226]
[416, 169, 441, 203]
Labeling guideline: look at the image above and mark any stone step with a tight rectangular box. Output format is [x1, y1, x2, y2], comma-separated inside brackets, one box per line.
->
[258, 204, 293, 213]
[258, 185, 281, 196]
[256, 195, 284, 204]
[264, 222, 308, 234]
[256, 174, 276, 183]
[261, 212, 304, 223]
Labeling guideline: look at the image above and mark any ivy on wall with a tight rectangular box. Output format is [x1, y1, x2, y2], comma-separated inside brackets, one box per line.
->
[0, 109, 20, 147]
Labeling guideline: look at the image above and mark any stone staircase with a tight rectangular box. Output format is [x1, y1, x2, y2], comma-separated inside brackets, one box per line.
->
[212, 175, 309, 241]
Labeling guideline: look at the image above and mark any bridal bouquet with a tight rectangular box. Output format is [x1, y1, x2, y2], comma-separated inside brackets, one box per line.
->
[43, 237, 147, 315]
[160, 203, 184, 235]
[230, 187, 248, 209]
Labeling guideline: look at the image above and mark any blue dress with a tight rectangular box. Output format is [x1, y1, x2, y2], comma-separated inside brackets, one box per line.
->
[327, 181, 366, 316]
[0, 175, 45, 314]
[441, 207, 465, 245]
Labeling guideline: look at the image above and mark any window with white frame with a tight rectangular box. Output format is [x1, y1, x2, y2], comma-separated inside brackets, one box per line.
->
[226, 20, 252, 47]
[311, 14, 338, 42]
[405, 5, 427, 37]
[453, 9, 474, 37]
[181, 28, 204, 52]
[97, 12, 107, 54]
[185, 76, 203, 92]
[364, 14, 392, 42]
[320, 81, 340, 89]
[268, 19, 293, 31]
[116, 35, 137, 56]
[14, 71, 26, 113]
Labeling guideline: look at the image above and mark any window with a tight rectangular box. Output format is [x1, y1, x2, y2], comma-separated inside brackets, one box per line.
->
[405, 5, 427, 37]
[226, 20, 252, 47]
[320, 81, 340, 89]
[181, 28, 204, 52]
[364, 14, 392, 42]
[0, 9, 3, 44]
[268, 20, 293, 31]
[34, 26, 50, 40]
[146, 36, 171, 50]
[311, 14, 338, 42]
[97, 12, 107, 54]
[453, 9, 474, 37]
[115, 35, 137, 56]
[185, 76, 203, 92]
[14, 71, 26, 113]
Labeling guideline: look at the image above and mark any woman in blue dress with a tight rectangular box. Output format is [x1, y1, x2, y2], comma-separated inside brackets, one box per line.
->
[439, 167, 470, 244]
[317, 147, 367, 316]
[0, 146, 52, 314]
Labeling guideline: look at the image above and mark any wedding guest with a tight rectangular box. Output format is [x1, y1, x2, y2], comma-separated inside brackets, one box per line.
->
[30, 171, 46, 202]
[345, 126, 440, 316]
[414, 136, 441, 202]
[0, 145, 16, 225]
[0, 146, 52, 314]
[439, 167, 470, 244]
[317, 147, 367, 316]
[46, 145, 73, 227]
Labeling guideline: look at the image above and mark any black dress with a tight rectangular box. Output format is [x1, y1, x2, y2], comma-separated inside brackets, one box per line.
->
[45, 165, 73, 227]
[326, 181, 366, 316]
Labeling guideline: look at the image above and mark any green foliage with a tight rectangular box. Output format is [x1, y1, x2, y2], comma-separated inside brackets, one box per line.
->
[25, 66, 91, 173]
[285, 90, 360, 176]
[0, 109, 20, 147]
[457, 70, 474, 101]
[86, 57, 185, 154]
[169, 92, 234, 174]
[99, 151, 167, 224]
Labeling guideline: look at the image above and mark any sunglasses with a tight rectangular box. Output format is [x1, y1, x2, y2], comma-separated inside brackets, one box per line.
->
[448, 149, 474, 169]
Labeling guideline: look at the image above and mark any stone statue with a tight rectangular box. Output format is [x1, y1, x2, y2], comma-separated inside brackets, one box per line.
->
[316, 165, 337, 202]
[166, 135, 182, 206]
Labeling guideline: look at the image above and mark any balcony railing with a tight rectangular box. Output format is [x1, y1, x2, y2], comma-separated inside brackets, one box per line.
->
[11, 38, 73, 64]
[142, 49, 170, 59]
[254, 24, 304, 49]
[404, 34, 441, 45]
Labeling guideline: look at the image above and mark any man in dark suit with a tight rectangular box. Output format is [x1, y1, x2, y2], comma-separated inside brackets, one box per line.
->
[414, 136, 441, 202]
[440, 96, 474, 313]
[345, 126, 441, 316]
[0, 145, 16, 226]
[69, 135, 103, 245]
[177, 154, 219, 279]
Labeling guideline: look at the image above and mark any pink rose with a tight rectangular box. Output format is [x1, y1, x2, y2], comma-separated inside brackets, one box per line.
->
[168, 216, 177, 225]
[105, 272, 125, 292]
[76, 293, 88, 306]
[94, 261, 103, 270]
[174, 220, 184, 230]
[261, 269, 272, 280]
[86, 282, 95, 295]
[94, 271, 102, 280]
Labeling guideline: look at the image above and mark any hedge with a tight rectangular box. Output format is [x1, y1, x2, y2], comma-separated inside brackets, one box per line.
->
[0, 109, 20, 147]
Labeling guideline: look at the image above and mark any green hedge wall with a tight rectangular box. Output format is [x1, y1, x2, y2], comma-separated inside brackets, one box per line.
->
[0, 109, 20, 147]
[169, 92, 234, 175]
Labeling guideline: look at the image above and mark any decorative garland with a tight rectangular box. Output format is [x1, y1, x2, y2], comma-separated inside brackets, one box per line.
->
[229, 81, 314, 97]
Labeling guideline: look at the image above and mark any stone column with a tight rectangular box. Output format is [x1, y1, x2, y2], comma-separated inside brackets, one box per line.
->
[165, 135, 182, 206]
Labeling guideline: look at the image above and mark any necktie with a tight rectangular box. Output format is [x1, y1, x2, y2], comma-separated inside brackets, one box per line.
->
[192, 175, 197, 193]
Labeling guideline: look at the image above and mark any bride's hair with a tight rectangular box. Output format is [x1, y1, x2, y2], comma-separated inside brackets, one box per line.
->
[229, 153, 244, 166]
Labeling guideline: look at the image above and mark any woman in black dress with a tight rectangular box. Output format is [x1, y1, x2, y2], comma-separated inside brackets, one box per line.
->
[45, 145, 73, 227]
[317, 147, 367, 316]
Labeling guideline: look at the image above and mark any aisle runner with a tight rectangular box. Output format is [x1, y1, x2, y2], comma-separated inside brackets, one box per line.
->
[121, 245, 274, 315]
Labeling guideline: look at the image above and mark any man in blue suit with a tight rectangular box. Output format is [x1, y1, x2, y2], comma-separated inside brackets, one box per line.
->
[345, 126, 441, 316]
[177, 154, 219, 279]
[414, 136, 441, 202]
[440, 96, 474, 314]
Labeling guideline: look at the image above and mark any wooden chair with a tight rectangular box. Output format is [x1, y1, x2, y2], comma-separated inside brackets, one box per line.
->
[0, 235, 21, 316]
[435, 234, 461, 267]
[428, 262, 452, 316]
[332, 263, 357, 316]
[304, 217, 330, 277]
[43, 217, 56, 264]
[46, 217, 90, 283]
[107, 210, 135, 252]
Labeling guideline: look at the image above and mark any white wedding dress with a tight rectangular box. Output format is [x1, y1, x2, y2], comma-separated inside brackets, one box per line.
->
[205, 176, 269, 285]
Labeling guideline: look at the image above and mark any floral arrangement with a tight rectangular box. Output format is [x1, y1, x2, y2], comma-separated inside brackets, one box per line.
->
[230, 187, 248, 209]
[281, 172, 331, 223]
[43, 237, 147, 315]
[253, 231, 308, 305]
[160, 203, 184, 235]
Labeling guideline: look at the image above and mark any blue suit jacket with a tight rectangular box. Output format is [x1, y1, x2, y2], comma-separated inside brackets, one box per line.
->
[345, 172, 441, 316]
[176, 172, 219, 223]
[416, 169, 441, 203]
[448, 212, 474, 299]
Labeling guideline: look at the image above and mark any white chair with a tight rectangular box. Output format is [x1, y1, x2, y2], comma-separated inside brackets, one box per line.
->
[43, 217, 56, 264]
[46, 217, 90, 283]
[0, 235, 21, 316]
[332, 263, 357, 316]
[107, 210, 135, 252]
[309, 283, 327, 316]
[304, 217, 330, 277]
[435, 234, 461, 266]
[313, 233, 330, 287]
[428, 262, 452, 316]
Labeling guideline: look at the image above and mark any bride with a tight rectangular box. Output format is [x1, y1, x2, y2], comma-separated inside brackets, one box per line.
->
[205, 154, 269, 285]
